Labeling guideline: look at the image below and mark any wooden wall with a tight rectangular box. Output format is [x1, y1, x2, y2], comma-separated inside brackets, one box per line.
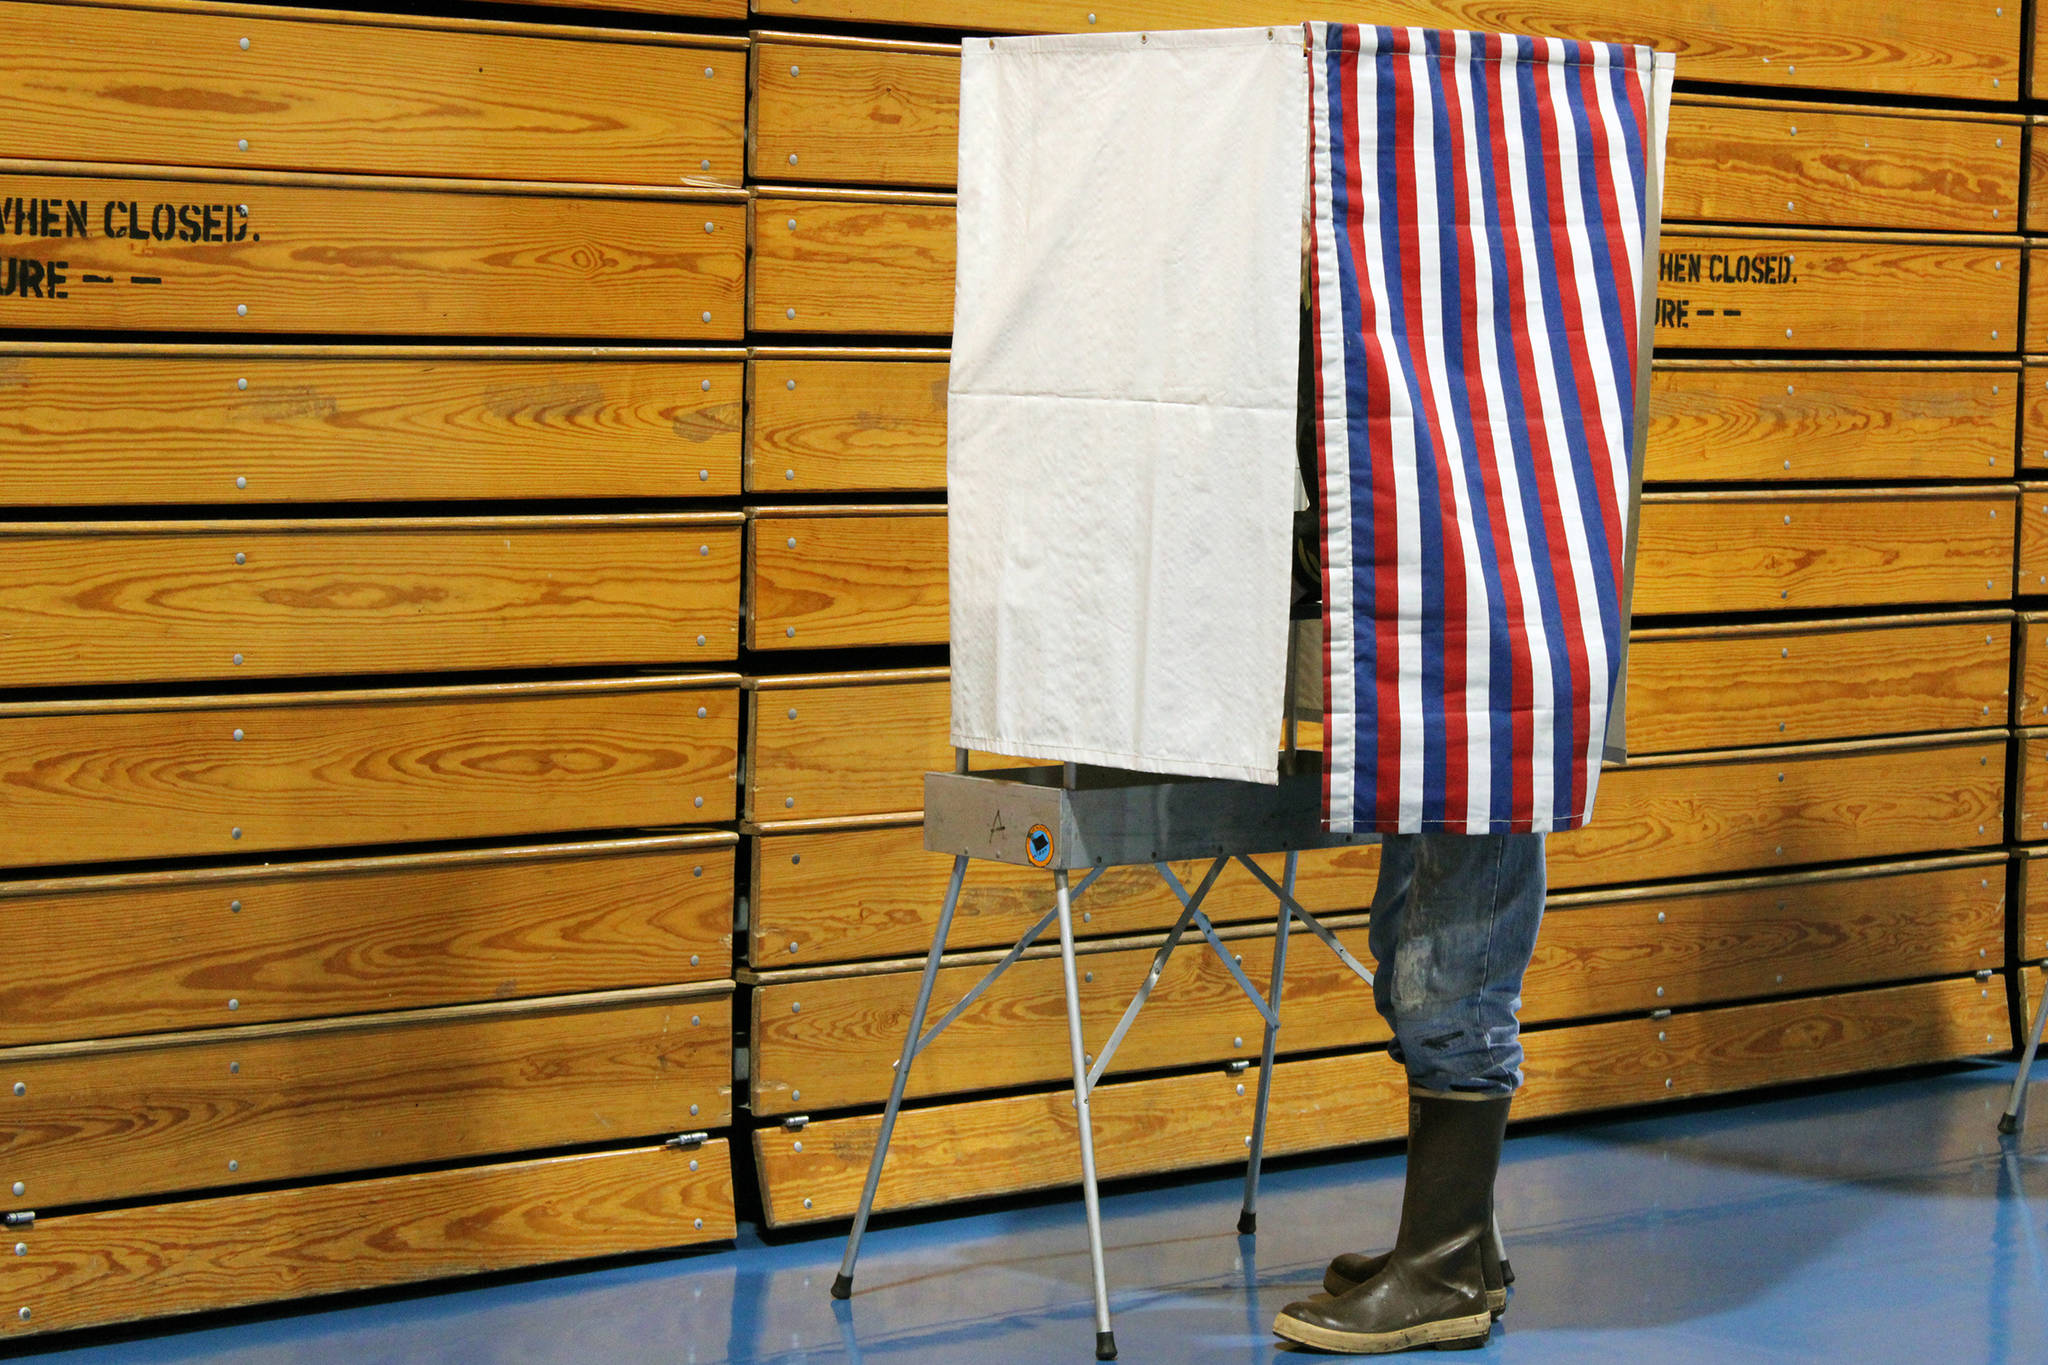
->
[0, 0, 2032, 1341]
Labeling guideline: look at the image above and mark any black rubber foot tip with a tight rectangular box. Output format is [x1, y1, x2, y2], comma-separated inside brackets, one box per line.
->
[831, 1273, 854, 1300]
[1096, 1330, 1118, 1360]
[2000, 1114, 2022, 1136]
[1498, 1258, 1515, 1287]
[1237, 1210, 1257, 1235]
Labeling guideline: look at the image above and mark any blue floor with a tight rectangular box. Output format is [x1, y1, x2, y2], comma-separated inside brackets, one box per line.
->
[21, 1061, 2048, 1363]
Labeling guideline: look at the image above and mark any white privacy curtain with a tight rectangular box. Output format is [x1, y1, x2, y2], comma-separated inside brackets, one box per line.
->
[948, 27, 1308, 783]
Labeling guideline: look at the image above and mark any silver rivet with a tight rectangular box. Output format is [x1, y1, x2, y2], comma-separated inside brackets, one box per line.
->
[700, 545, 710, 557]
[1785, 328, 1793, 339]
[704, 67, 714, 77]
[1656, 911, 1665, 923]
[786, 627, 796, 638]
[1084, 970, 1094, 982]
[790, 64, 800, 75]
[787, 219, 797, 231]
[232, 728, 244, 740]
[703, 222, 715, 234]
[789, 941, 800, 954]
[788, 154, 799, 166]
[239, 36, 250, 48]
[787, 708, 798, 720]
[792, 1090, 801, 1100]
[228, 998, 239, 1009]
[1233, 1036, 1244, 1048]
[230, 900, 241, 912]
[1089, 11, 1097, 19]
[786, 308, 797, 319]
[12, 1244, 22, 1256]
[701, 160, 711, 172]
[701, 379, 712, 391]
[9, 1184, 20, 1198]
[693, 1217, 704, 1231]
[1997, 261, 2004, 270]
[1658, 1031, 1666, 1042]
[1775, 845, 1784, 855]
[237, 303, 247, 315]
[16, 1308, 27, 1322]
[236, 476, 247, 489]
[694, 866, 703, 877]
[1789, 126, 1797, 135]
[1236, 1083, 1245, 1096]
[1656, 986, 1665, 997]
[1778, 773, 1785, 782]
[786, 378, 797, 391]
[694, 796, 705, 808]
[237, 205, 246, 216]
[792, 1002, 802, 1013]
[230, 826, 242, 839]
[785, 796, 796, 808]
[691, 1015, 701, 1026]
[238, 138, 249, 151]
[229, 1062, 239, 1074]
[701, 311, 712, 323]
[1781, 647, 1789, 658]
[803, 1198, 814, 1210]
[8, 1084, 19, 1098]
[689, 954, 700, 966]
[785, 469, 796, 480]
[237, 377, 248, 390]
[1665, 1078, 1674, 1088]
[1787, 200, 1795, 210]
[696, 636, 707, 648]
[697, 705, 708, 718]
[233, 653, 243, 665]
[786, 536, 797, 549]
[228, 1160, 239, 1172]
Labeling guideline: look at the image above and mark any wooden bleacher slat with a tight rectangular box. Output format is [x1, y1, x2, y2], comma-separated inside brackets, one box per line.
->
[749, 824, 1380, 965]
[745, 507, 947, 650]
[1663, 98, 2019, 232]
[752, 975, 2005, 1225]
[747, 670, 948, 821]
[746, 46, 2020, 233]
[0, 986, 732, 1209]
[531, 0, 742, 14]
[750, 36, 959, 188]
[0, 515, 742, 687]
[1624, 613, 2011, 753]
[0, 167, 745, 338]
[2029, 249, 2048, 353]
[0, 347, 744, 504]
[0, 677, 739, 869]
[0, 1139, 733, 1339]
[1648, 363, 2017, 483]
[1656, 231, 2019, 352]
[1633, 490, 2015, 614]
[2019, 485, 2048, 596]
[2014, 729, 2048, 843]
[746, 351, 949, 492]
[742, 3, 2019, 104]
[749, 192, 955, 335]
[747, 855, 2001, 1114]
[1550, 734, 2005, 886]
[2018, 612, 2048, 726]
[2024, 362, 2048, 472]
[0, 834, 735, 1046]
[0, 2, 744, 185]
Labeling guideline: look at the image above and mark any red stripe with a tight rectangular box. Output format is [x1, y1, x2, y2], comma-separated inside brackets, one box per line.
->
[1525, 40, 1596, 819]
[1421, 35, 1470, 821]
[1576, 53, 1632, 581]
[1482, 33, 1537, 827]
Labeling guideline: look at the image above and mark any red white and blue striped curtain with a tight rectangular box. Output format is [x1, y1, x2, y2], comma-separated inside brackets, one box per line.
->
[1307, 23, 1661, 835]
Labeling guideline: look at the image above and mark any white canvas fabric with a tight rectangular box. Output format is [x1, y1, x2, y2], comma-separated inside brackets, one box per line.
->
[948, 27, 1308, 783]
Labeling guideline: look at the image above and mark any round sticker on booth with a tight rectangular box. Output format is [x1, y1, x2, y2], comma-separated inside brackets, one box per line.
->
[1026, 824, 1055, 867]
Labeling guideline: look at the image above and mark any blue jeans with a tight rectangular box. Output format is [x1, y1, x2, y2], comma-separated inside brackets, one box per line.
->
[1368, 833, 1546, 1096]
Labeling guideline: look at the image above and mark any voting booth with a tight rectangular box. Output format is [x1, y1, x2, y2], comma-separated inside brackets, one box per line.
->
[835, 23, 1673, 1359]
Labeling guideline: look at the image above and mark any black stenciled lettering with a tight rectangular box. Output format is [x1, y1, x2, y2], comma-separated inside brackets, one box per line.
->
[46, 259, 66, 299]
[201, 204, 221, 242]
[104, 201, 125, 239]
[150, 203, 175, 241]
[1656, 296, 1690, 329]
[177, 204, 200, 242]
[65, 201, 86, 237]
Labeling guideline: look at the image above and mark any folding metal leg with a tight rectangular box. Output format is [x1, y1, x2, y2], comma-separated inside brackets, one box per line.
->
[833, 852, 970, 1299]
[2001, 964, 2048, 1135]
[1238, 850, 1297, 1235]
[1054, 867, 1119, 1361]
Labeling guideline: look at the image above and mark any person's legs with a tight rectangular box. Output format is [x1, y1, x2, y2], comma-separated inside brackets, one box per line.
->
[1275, 832, 1545, 1354]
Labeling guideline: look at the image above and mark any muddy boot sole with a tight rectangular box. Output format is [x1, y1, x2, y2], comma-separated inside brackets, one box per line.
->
[1272, 1307, 1492, 1354]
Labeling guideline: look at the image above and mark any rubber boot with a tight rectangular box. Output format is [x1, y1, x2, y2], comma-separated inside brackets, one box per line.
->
[1273, 1093, 1509, 1354]
[1321, 1210, 1507, 1318]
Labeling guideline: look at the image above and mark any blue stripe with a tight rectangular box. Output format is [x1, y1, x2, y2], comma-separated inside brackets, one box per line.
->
[1454, 42, 1517, 827]
[1326, 28, 1378, 815]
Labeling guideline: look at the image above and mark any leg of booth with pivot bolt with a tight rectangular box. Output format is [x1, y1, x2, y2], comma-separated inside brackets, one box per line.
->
[832, 852, 970, 1299]
[1239, 850, 1297, 1236]
[2001, 968, 2048, 1135]
[1054, 867, 1119, 1360]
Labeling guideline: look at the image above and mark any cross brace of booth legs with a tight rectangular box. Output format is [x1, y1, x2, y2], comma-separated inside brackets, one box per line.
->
[830, 849, 1375, 1361]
